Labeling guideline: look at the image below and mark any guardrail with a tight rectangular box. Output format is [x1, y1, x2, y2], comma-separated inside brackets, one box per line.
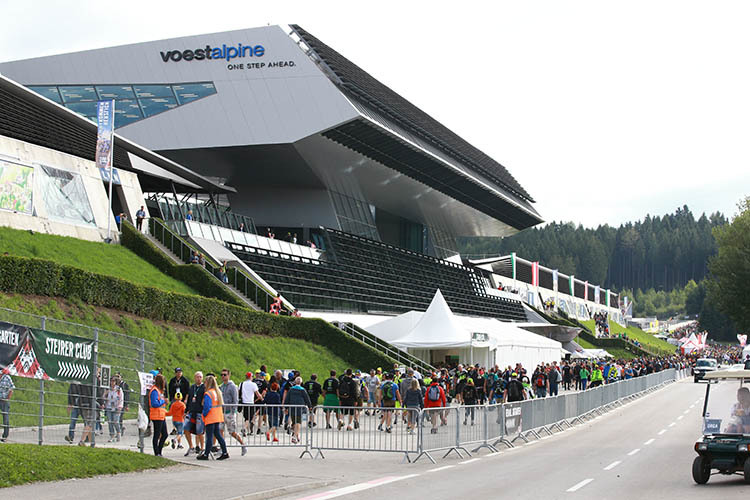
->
[335, 323, 436, 375]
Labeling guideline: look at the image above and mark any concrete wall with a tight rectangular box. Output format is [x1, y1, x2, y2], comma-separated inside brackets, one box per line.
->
[0, 135, 145, 242]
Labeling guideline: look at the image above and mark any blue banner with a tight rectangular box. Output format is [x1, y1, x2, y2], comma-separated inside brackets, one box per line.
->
[95, 100, 115, 169]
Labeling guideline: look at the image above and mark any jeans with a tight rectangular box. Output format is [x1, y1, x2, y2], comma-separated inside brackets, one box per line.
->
[68, 407, 83, 439]
[205, 422, 227, 456]
[549, 383, 559, 397]
[152, 419, 168, 456]
[464, 406, 475, 422]
[535, 387, 546, 398]
[106, 409, 121, 437]
[0, 399, 9, 439]
[581, 379, 588, 390]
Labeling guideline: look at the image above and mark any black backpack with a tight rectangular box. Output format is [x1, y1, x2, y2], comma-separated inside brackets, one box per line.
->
[339, 378, 352, 399]
[382, 381, 395, 400]
[508, 380, 522, 401]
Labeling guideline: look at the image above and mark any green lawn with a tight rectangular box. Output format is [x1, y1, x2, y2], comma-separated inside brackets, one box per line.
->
[0, 293, 352, 427]
[0, 226, 196, 295]
[0, 444, 172, 488]
[581, 319, 675, 356]
[574, 336, 596, 349]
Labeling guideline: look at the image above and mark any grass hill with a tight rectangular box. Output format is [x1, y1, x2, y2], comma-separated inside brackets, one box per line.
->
[0, 226, 196, 295]
[1, 293, 354, 427]
[580, 319, 675, 356]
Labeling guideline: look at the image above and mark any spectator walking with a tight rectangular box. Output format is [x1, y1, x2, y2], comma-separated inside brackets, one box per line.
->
[549, 364, 561, 397]
[135, 206, 146, 231]
[166, 392, 185, 449]
[338, 369, 357, 431]
[562, 362, 572, 391]
[504, 372, 526, 403]
[239, 371, 259, 435]
[264, 382, 282, 442]
[322, 370, 340, 429]
[183, 371, 205, 456]
[0, 373, 13, 442]
[378, 372, 401, 433]
[462, 378, 478, 425]
[533, 368, 548, 398]
[168, 367, 189, 434]
[403, 379, 423, 433]
[104, 375, 123, 442]
[118, 375, 130, 435]
[149, 374, 168, 456]
[198, 375, 228, 460]
[282, 377, 312, 444]
[219, 369, 247, 456]
[579, 365, 590, 391]
[424, 375, 446, 434]
[303, 374, 322, 427]
[65, 382, 83, 443]
[365, 369, 380, 415]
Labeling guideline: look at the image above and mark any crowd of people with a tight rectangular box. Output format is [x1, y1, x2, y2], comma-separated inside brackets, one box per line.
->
[132, 354, 691, 458]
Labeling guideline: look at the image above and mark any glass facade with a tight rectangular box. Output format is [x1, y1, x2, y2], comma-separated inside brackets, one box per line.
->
[27, 82, 217, 128]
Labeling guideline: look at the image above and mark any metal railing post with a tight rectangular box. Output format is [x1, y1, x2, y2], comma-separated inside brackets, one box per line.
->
[38, 379, 44, 446]
[90, 328, 99, 447]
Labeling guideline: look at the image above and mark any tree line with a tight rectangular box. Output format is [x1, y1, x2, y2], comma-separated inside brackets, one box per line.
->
[458, 205, 726, 293]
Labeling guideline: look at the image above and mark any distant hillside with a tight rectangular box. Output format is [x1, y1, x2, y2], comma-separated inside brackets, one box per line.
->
[458, 205, 725, 293]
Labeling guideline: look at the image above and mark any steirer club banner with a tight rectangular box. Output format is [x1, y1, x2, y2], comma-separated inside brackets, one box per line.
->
[0, 322, 94, 382]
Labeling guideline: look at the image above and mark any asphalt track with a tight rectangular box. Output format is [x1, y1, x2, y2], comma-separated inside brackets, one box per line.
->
[8, 378, 750, 500]
[285, 378, 750, 500]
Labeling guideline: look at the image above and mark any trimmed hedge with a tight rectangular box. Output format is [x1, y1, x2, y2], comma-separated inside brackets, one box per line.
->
[0, 255, 395, 369]
[119, 221, 245, 308]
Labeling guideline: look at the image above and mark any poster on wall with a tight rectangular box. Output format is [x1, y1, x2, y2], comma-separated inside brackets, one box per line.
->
[0, 321, 95, 382]
[0, 161, 33, 214]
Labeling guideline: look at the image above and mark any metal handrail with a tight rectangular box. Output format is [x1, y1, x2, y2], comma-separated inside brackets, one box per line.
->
[335, 322, 436, 374]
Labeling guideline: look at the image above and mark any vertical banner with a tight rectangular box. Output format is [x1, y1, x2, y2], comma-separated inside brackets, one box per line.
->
[510, 252, 516, 281]
[595, 285, 600, 304]
[504, 403, 523, 439]
[569, 275, 575, 296]
[96, 100, 115, 240]
[584, 281, 589, 301]
[531, 262, 539, 287]
[606, 289, 610, 308]
[552, 270, 558, 292]
[95, 100, 115, 169]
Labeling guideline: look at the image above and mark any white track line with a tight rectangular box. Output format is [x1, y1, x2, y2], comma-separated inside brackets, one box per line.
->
[426, 465, 454, 473]
[677, 415, 684, 421]
[297, 475, 420, 500]
[487, 452, 503, 457]
[668, 422, 676, 427]
[566, 478, 594, 492]
[644, 438, 655, 446]
[628, 448, 641, 456]
[684, 410, 690, 414]
[459, 458, 481, 465]
[603, 461, 621, 471]
[658, 429, 667, 435]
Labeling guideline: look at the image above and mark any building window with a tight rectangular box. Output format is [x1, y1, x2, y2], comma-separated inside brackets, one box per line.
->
[26, 82, 217, 128]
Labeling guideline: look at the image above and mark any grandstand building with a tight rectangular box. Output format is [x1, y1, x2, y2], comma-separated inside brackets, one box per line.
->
[0, 25, 622, 366]
[0, 24, 541, 258]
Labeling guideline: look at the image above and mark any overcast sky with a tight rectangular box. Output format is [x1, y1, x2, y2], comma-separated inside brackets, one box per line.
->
[2, 0, 748, 227]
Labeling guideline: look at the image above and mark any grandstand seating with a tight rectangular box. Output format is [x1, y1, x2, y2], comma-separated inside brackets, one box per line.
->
[226, 228, 527, 320]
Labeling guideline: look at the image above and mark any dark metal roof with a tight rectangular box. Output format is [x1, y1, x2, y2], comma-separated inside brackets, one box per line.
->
[290, 24, 535, 204]
[0, 74, 234, 194]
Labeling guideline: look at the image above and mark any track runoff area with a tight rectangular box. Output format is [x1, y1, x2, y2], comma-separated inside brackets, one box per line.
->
[281, 377, 745, 500]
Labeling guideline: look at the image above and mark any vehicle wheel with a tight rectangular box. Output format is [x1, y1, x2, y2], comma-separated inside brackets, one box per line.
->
[744, 458, 750, 484]
[692, 456, 711, 484]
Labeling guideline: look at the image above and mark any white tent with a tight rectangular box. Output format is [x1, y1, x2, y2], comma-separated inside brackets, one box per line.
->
[375, 290, 562, 369]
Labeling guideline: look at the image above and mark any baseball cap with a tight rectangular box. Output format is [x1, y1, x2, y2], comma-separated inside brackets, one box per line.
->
[175, 367, 182, 373]
[246, 371, 253, 378]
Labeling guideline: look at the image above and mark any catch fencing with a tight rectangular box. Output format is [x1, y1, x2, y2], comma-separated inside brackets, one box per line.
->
[0, 308, 154, 451]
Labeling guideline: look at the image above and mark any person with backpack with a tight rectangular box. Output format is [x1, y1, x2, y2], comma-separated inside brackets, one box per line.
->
[338, 369, 357, 431]
[562, 362, 572, 391]
[533, 367, 548, 398]
[504, 372, 526, 403]
[488, 376, 506, 404]
[322, 370, 340, 430]
[303, 374, 322, 428]
[378, 372, 401, 433]
[424, 375, 446, 434]
[462, 378, 478, 426]
[548, 364, 561, 397]
[353, 370, 366, 429]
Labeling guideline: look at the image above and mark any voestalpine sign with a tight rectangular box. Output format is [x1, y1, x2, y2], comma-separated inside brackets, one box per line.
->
[159, 43, 297, 72]
[160, 43, 265, 62]
[0, 322, 94, 382]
